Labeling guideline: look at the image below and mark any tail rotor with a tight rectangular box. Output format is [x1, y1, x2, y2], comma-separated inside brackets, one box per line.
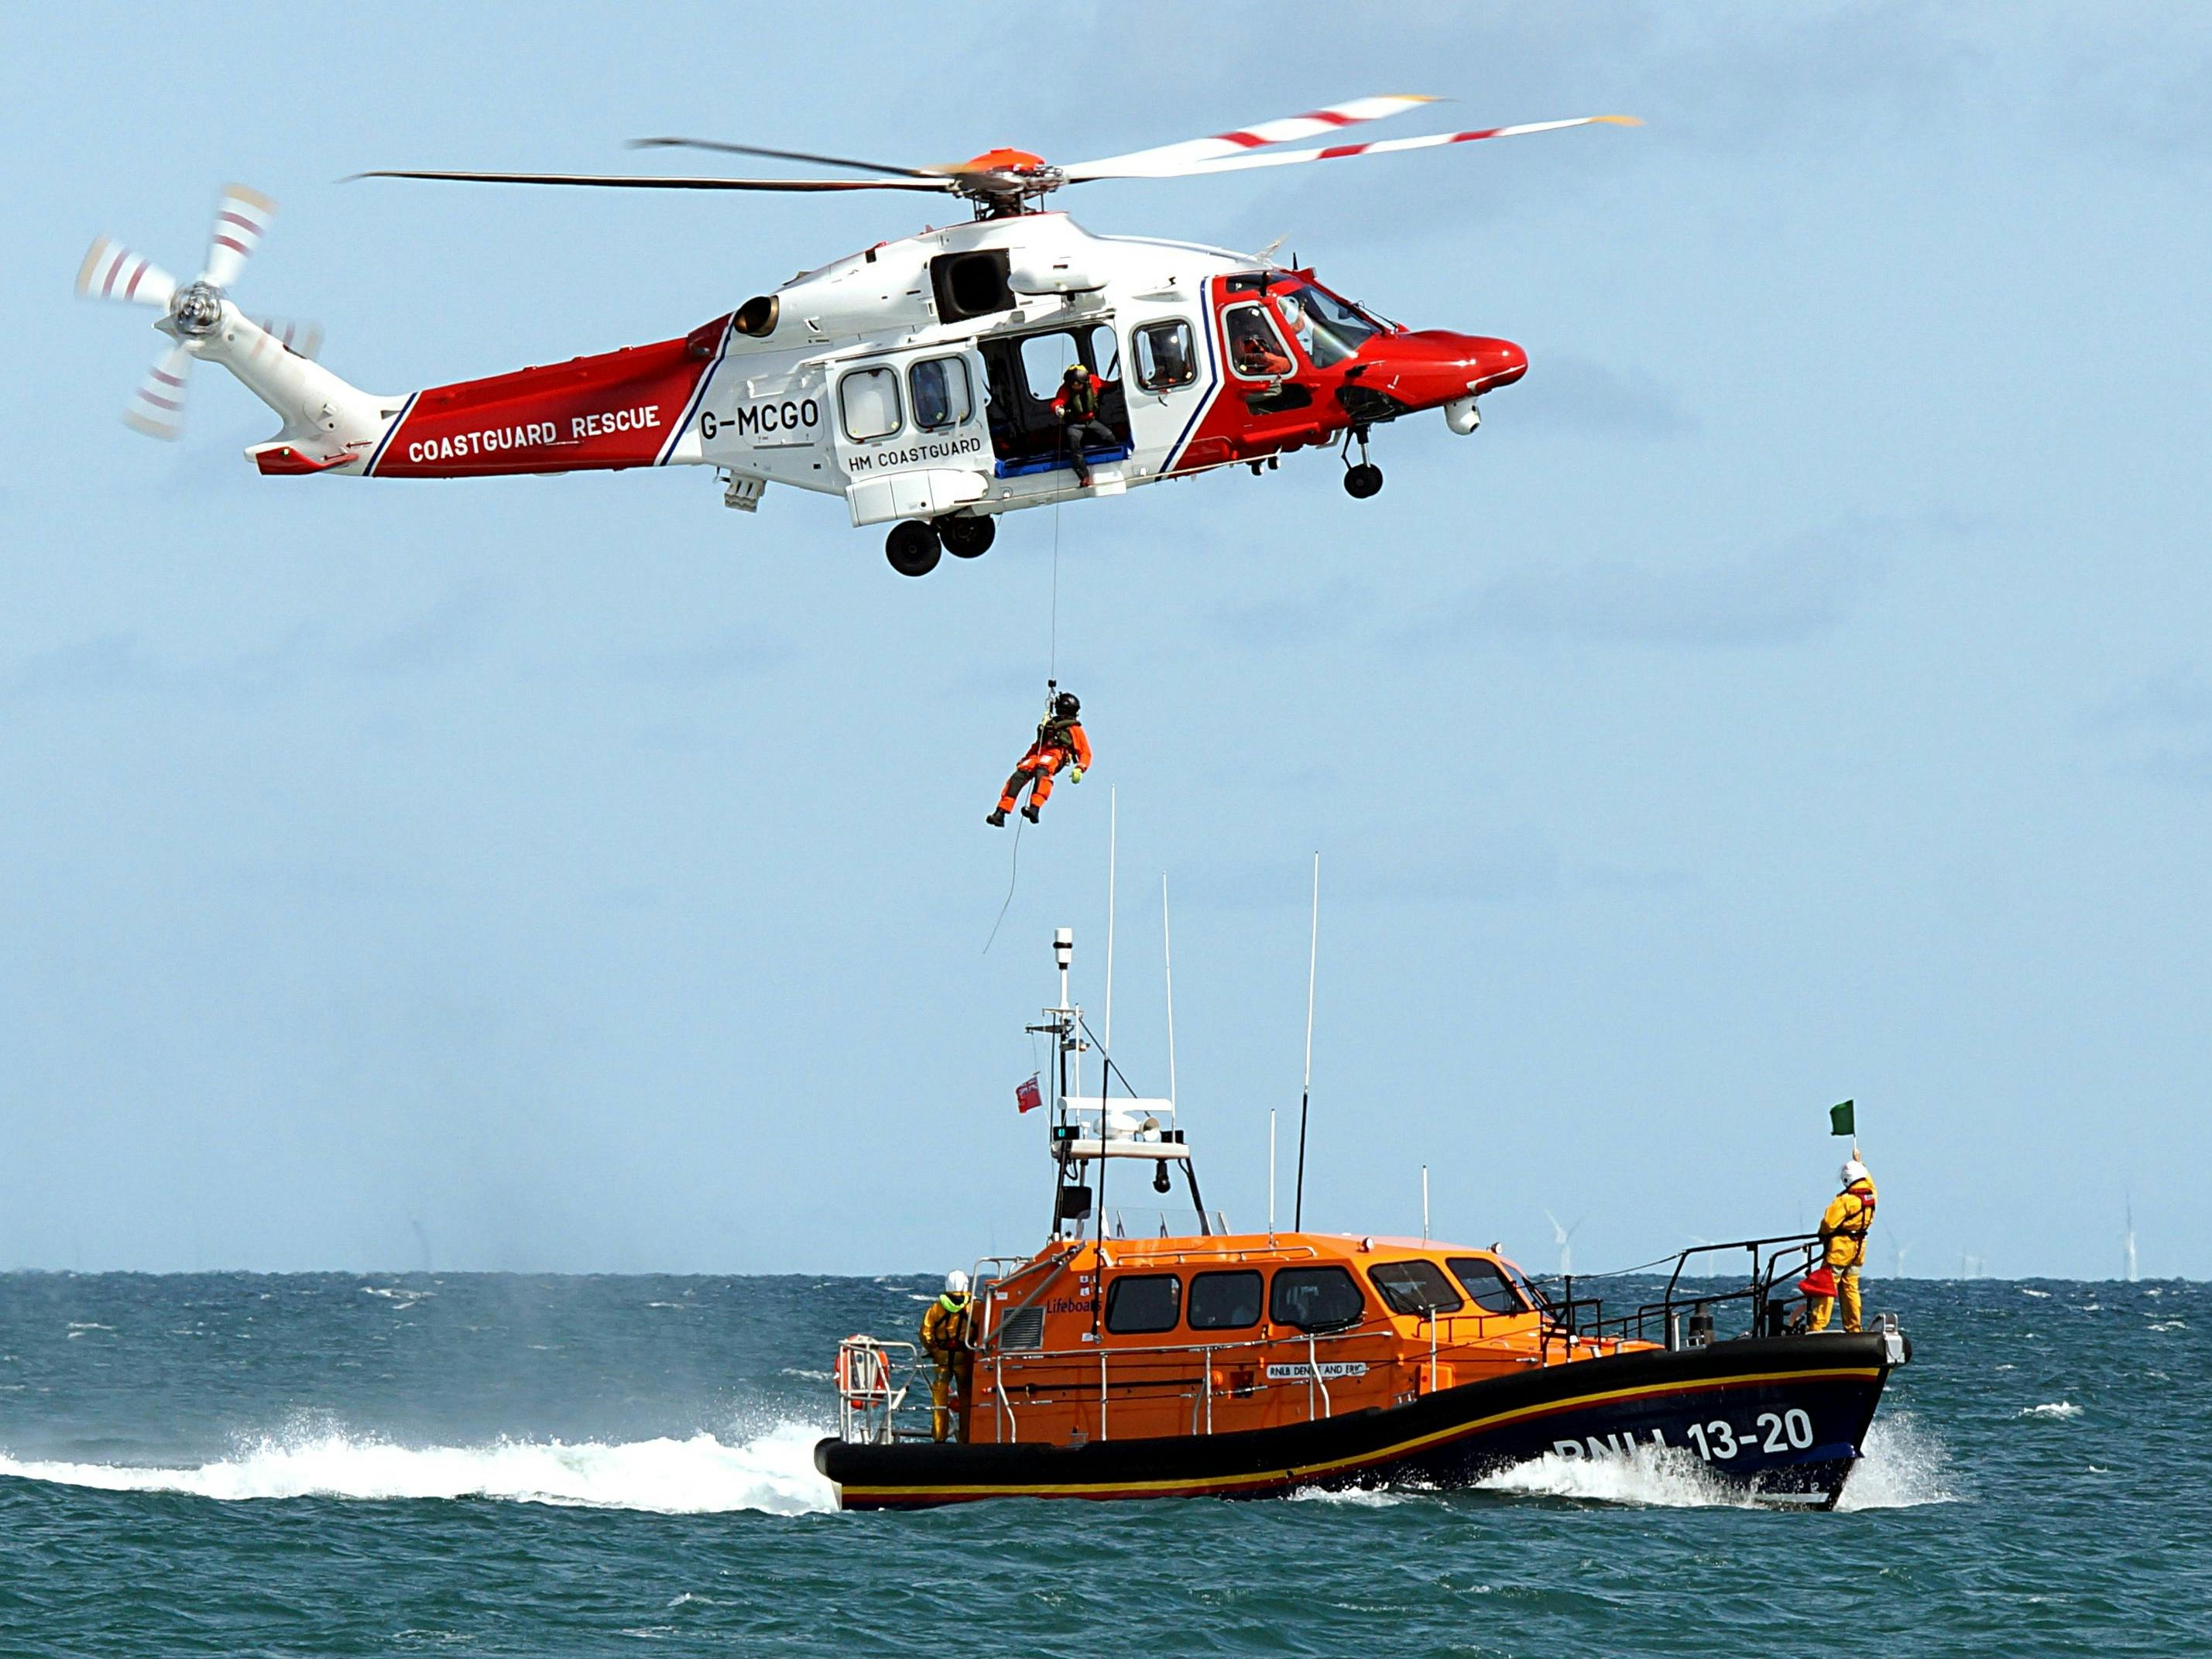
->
[75, 183, 317, 441]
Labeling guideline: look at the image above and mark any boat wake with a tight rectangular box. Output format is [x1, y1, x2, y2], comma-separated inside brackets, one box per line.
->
[1473, 1411, 1955, 1511]
[0, 1418, 838, 1515]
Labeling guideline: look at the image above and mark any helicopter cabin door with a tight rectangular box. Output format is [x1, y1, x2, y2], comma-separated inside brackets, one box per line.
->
[975, 320, 1133, 491]
[832, 348, 993, 526]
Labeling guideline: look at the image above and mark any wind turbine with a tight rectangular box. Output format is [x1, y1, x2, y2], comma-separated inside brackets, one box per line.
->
[2123, 1196, 2138, 1284]
[1543, 1209, 1584, 1277]
[1891, 1239, 1914, 1278]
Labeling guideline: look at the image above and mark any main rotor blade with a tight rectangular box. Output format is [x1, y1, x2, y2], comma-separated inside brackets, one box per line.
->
[1063, 94, 1440, 181]
[629, 137, 939, 180]
[123, 342, 194, 440]
[1109, 115, 1641, 181]
[75, 238, 178, 309]
[200, 183, 274, 289]
[353, 168, 955, 194]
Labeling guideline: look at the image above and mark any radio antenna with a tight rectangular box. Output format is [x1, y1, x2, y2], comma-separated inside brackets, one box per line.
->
[1103, 790, 1116, 1054]
[1294, 853, 1319, 1231]
[1161, 875, 1177, 1110]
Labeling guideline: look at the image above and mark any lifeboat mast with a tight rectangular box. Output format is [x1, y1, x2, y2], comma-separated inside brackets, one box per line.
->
[1030, 926, 1212, 1250]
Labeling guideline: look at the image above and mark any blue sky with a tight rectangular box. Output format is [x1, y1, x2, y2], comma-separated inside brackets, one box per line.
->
[2, 4, 2206, 1278]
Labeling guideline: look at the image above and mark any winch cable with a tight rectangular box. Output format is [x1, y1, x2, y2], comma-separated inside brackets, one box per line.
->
[982, 505, 1065, 957]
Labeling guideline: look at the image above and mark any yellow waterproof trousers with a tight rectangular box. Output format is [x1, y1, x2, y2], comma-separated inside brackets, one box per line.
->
[1806, 1268, 1863, 1334]
[929, 1355, 972, 1442]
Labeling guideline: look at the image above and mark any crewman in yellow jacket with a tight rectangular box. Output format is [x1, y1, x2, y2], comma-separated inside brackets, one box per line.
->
[1806, 1157, 1878, 1333]
[918, 1270, 974, 1442]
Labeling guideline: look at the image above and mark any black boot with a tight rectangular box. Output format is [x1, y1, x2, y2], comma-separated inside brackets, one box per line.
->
[1021, 803, 1041, 824]
[986, 809, 1007, 828]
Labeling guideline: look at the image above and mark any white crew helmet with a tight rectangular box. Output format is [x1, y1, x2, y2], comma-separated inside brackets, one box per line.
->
[1840, 1157, 1870, 1186]
[944, 1270, 970, 1297]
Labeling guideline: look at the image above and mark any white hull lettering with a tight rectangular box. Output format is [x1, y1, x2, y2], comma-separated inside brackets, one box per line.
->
[573, 405, 664, 439]
[406, 421, 558, 464]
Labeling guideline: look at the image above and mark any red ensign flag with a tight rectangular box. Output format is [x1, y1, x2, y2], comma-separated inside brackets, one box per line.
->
[1015, 1075, 1043, 1113]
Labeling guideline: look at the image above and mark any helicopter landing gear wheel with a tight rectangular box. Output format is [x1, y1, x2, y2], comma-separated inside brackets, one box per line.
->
[1341, 425, 1383, 499]
[885, 519, 941, 577]
[936, 514, 995, 558]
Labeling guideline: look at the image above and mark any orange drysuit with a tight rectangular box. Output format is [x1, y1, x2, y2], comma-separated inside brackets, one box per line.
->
[997, 716, 1092, 820]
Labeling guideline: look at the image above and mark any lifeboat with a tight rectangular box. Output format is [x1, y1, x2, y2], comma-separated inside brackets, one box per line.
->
[814, 926, 1911, 1510]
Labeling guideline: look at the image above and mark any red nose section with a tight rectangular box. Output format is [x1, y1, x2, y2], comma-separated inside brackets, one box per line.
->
[1358, 331, 1528, 407]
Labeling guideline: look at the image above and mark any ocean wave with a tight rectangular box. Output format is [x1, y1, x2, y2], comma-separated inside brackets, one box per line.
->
[2018, 1401, 2081, 1421]
[1288, 1483, 1416, 1507]
[0, 1420, 837, 1515]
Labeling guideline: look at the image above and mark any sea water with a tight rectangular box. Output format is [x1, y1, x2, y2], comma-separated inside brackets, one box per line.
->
[0, 1273, 2203, 1656]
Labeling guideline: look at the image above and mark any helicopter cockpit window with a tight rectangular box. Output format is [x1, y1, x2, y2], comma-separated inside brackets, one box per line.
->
[1272, 283, 1381, 369]
[1134, 320, 1197, 391]
[1225, 305, 1294, 380]
[838, 365, 902, 442]
[908, 357, 972, 431]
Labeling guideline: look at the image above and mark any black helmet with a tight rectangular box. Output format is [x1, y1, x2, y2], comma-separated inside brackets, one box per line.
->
[1055, 691, 1080, 718]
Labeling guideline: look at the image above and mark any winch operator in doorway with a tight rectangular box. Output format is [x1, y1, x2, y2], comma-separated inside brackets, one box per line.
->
[1803, 1157, 1878, 1333]
[918, 1270, 974, 1442]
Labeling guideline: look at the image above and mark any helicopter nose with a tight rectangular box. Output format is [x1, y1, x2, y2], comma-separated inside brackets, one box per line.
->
[1472, 336, 1528, 390]
[1358, 330, 1529, 407]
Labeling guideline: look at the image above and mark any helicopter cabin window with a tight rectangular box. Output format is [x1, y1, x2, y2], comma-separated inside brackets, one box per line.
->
[1104, 1273, 1182, 1335]
[981, 327, 1131, 470]
[1271, 283, 1381, 369]
[1269, 1265, 1366, 1332]
[1088, 324, 1121, 382]
[1367, 1259, 1465, 1318]
[1134, 320, 1197, 391]
[908, 357, 972, 432]
[838, 366, 902, 443]
[1446, 1257, 1528, 1316]
[1225, 304, 1294, 380]
[1187, 1269, 1264, 1331]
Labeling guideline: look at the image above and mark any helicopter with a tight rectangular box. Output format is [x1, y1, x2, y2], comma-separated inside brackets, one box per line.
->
[75, 97, 1635, 577]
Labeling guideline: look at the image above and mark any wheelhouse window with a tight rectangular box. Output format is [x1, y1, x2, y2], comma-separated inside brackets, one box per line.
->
[1270, 1265, 1366, 1332]
[1187, 1269, 1263, 1331]
[1225, 304, 1294, 380]
[1104, 1273, 1182, 1335]
[1447, 1256, 1528, 1315]
[908, 356, 972, 431]
[1134, 320, 1197, 391]
[838, 365, 902, 442]
[1271, 282, 1382, 368]
[1367, 1259, 1464, 1317]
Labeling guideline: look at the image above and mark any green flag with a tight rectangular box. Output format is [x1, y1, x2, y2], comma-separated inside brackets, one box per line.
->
[1830, 1099, 1856, 1137]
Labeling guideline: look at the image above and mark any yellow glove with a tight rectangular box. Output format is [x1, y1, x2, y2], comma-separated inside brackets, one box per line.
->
[1070, 766, 1085, 784]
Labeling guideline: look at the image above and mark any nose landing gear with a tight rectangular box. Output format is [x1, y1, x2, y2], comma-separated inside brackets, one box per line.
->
[1341, 427, 1383, 499]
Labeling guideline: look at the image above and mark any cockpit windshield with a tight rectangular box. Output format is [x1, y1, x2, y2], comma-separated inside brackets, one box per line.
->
[1272, 282, 1383, 368]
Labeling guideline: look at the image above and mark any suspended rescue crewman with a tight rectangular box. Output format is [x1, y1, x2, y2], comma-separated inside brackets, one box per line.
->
[918, 1270, 974, 1443]
[988, 691, 1091, 827]
[1053, 363, 1116, 486]
[1803, 1156, 1878, 1333]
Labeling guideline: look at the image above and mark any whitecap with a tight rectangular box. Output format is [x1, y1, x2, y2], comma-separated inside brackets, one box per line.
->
[0, 1421, 837, 1516]
[2148, 1321, 2185, 1332]
[2020, 1287, 2051, 1299]
[2018, 1401, 2081, 1420]
[1288, 1483, 1412, 1507]
[778, 1367, 833, 1382]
